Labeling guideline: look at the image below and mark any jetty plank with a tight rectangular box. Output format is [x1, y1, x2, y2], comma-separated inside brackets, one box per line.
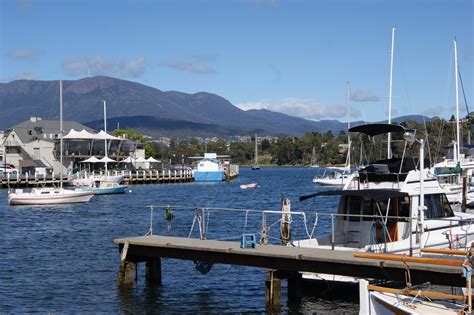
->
[113, 235, 465, 287]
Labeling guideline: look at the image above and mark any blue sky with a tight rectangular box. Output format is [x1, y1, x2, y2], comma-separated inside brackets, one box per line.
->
[1, 0, 473, 123]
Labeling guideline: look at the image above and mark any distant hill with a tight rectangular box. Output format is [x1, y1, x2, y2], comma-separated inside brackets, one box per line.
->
[0, 76, 431, 137]
[85, 116, 265, 138]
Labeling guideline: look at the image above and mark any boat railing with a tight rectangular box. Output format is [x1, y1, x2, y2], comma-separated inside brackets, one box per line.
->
[142, 204, 474, 257]
[73, 169, 193, 179]
[346, 171, 405, 190]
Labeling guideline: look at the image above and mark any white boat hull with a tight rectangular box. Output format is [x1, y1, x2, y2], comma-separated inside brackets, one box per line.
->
[240, 183, 257, 189]
[360, 279, 465, 315]
[8, 188, 94, 205]
[70, 174, 124, 187]
[312, 178, 348, 186]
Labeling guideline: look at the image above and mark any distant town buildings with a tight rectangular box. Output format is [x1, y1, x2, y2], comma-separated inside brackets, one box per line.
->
[0, 117, 145, 175]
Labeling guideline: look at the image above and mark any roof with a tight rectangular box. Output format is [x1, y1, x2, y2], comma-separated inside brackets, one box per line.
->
[299, 189, 408, 202]
[63, 129, 120, 140]
[19, 159, 48, 168]
[349, 123, 405, 137]
[10, 117, 95, 143]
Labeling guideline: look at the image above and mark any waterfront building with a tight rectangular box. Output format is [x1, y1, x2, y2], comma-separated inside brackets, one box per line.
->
[0, 117, 144, 174]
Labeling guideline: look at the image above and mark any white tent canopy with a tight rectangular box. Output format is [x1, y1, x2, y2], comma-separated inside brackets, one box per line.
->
[99, 156, 116, 163]
[97, 130, 121, 140]
[63, 129, 120, 140]
[64, 129, 98, 140]
[80, 156, 100, 163]
[147, 157, 160, 163]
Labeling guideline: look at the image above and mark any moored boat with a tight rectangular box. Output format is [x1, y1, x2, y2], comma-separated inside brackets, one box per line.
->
[193, 153, 225, 181]
[312, 168, 350, 186]
[7, 80, 94, 206]
[8, 187, 94, 205]
[77, 179, 128, 195]
[240, 183, 257, 190]
[295, 123, 474, 284]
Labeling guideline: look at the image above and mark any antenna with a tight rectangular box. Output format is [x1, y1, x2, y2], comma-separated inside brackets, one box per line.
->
[60, 80, 63, 189]
[387, 27, 396, 159]
[346, 81, 351, 171]
[454, 37, 460, 162]
[103, 100, 108, 173]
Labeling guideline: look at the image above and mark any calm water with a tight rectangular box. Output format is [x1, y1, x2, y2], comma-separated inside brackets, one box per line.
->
[0, 167, 358, 313]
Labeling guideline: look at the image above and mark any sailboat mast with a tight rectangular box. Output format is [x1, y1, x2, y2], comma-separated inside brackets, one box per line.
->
[103, 100, 108, 173]
[387, 27, 395, 159]
[254, 133, 258, 166]
[454, 38, 461, 163]
[346, 81, 351, 170]
[59, 80, 63, 189]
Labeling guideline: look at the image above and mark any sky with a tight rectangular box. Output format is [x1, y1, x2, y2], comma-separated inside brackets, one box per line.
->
[1, 0, 473, 123]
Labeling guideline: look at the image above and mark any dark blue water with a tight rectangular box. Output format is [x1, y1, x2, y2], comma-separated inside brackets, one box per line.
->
[0, 167, 357, 313]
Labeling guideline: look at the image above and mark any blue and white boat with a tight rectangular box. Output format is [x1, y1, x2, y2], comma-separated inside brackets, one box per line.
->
[194, 153, 224, 181]
[77, 179, 128, 195]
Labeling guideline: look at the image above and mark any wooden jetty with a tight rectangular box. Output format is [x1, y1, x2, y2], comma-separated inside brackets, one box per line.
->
[0, 170, 194, 188]
[113, 235, 466, 309]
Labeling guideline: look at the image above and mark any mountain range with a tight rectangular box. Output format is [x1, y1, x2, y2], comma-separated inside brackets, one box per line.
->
[0, 76, 429, 138]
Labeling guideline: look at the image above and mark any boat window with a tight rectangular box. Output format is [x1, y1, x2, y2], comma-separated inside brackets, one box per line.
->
[41, 191, 49, 194]
[341, 194, 407, 221]
[362, 197, 374, 218]
[347, 196, 362, 221]
[424, 193, 454, 219]
[399, 196, 410, 218]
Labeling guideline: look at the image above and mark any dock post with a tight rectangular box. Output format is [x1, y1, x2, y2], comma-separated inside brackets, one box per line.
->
[287, 271, 303, 304]
[145, 259, 162, 285]
[116, 242, 135, 286]
[116, 261, 135, 286]
[265, 269, 281, 311]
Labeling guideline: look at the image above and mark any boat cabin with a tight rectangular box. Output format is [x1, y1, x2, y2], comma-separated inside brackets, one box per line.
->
[300, 189, 454, 249]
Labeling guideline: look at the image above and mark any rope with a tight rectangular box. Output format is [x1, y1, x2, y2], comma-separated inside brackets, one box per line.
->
[309, 213, 319, 238]
[188, 214, 197, 238]
[243, 210, 249, 234]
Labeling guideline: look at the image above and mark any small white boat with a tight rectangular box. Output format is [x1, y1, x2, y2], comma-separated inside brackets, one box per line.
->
[359, 279, 467, 315]
[77, 180, 128, 195]
[312, 168, 350, 186]
[70, 174, 124, 187]
[8, 187, 94, 205]
[7, 81, 95, 206]
[240, 183, 257, 190]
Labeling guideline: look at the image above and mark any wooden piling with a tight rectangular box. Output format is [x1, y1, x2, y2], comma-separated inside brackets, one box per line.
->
[287, 271, 303, 304]
[145, 259, 162, 285]
[265, 269, 281, 311]
[116, 261, 136, 286]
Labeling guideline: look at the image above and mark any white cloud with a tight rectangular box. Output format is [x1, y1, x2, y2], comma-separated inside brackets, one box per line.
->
[162, 58, 216, 74]
[16, 72, 37, 80]
[8, 49, 37, 59]
[350, 89, 380, 102]
[119, 57, 145, 77]
[236, 98, 361, 120]
[63, 56, 146, 78]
